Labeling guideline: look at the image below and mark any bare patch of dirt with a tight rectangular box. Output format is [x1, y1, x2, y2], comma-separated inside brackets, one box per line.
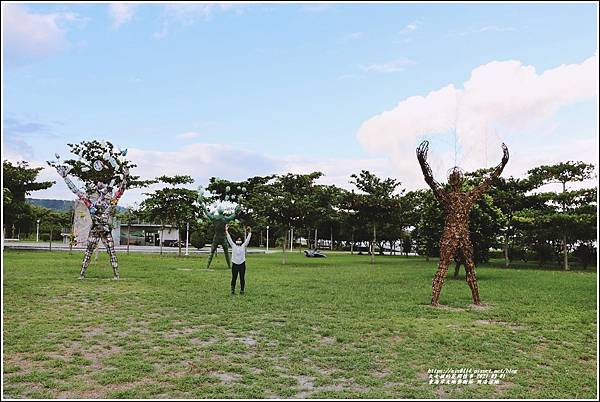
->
[473, 320, 525, 331]
[213, 372, 242, 384]
[190, 338, 218, 347]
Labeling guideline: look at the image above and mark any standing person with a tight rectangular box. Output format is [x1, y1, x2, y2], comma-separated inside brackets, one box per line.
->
[226, 224, 251, 295]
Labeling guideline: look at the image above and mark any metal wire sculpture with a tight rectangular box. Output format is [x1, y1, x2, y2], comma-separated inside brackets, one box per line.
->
[416, 140, 509, 305]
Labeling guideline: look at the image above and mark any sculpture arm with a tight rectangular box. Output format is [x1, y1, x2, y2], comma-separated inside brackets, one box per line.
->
[470, 143, 509, 200]
[201, 206, 215, 220]
[225, 212, 238, 222]
[112, 167, 129, 204]
[416, 141, 446, 202]
[62, 174, 91, 207]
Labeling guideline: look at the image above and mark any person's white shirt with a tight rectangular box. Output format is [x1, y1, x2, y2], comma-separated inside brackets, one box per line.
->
[226, 231, 251, 265]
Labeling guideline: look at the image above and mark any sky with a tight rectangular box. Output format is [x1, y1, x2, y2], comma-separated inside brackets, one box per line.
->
[2, 2, 598, 207]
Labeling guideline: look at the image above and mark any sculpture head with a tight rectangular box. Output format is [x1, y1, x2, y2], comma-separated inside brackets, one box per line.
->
[217, 206, 224, 215]
[447, 167, 464, 191]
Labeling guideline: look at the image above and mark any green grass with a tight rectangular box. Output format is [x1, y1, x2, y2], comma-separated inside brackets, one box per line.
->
[2, 250, 597, 399]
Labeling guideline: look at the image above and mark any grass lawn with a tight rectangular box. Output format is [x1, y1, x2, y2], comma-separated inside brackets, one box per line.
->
[2, 250, 597, 399]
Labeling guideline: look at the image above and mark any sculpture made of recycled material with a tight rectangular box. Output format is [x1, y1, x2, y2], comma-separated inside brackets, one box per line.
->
[416, 140, 509, 306]
[53, 153, 129, 279]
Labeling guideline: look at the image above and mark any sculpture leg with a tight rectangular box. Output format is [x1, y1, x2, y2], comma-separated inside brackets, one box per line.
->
[431, 241, 455, 306]
[462, 244, 481, 305]
[206, 240, 218, 269]
[222, 241, 231, 269]
[100, 231, 120, 279]
[80, 231, 100, 278]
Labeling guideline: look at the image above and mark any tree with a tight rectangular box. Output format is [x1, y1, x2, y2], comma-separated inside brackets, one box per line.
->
[3, 160, 54, 238]
[249, 172, 323, 264]
[527, 162, 596, 270]
[140, 175, 200, 256]
[47, 141, 148, 189]
[350, 170, 403, 265]
[206, 175, 274, 242]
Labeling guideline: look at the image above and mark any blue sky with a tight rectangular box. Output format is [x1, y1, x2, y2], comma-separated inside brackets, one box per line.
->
[2, 2, 598, 205]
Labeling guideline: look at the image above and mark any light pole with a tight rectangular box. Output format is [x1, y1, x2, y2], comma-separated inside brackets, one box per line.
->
[36, 219, 40, 242]
[266, 225, 269, 252]
[185, 222, 190, 256]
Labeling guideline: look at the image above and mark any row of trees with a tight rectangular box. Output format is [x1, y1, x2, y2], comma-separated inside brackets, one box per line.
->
[3, 153, 597, 269]
[133, 162, 596, 269]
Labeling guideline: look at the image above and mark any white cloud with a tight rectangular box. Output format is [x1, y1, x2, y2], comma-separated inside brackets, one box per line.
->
[151, 3, 243, 38]
[176, 131, 203, 140]
[108, 3, 138, 30]
[400, 22, 418, 34]
[357, 54, 599, 188]
[2, 3, 78, 66]
[360, 58, 415, 73]
[459, 25, 517, 36]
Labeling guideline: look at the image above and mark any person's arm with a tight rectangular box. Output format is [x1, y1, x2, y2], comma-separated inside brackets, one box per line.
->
[469, 143, 509, 200]
[416, 141, 446, 201]
[225, 229, 235, 248]
[243, 227, 252, 247]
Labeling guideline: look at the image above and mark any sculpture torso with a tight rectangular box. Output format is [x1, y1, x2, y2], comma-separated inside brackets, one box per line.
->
[211, 214, 228, 240]
[439, 191, 475, 240]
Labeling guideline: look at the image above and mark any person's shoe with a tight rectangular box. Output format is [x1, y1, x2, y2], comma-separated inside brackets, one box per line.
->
[112, 276, 120, 280]
[231, 289, 235, 295]
[78, 275, 85, 280]
[240, 290, 245, 295]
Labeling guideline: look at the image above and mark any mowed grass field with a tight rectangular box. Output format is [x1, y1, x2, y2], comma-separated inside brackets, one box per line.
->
[2, 250, 597, 399]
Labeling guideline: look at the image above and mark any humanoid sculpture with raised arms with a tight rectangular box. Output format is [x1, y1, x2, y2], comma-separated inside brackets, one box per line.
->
[197, 187, 241, 269]
[416, 140, 509, 306]
[50, 149, 129, 279]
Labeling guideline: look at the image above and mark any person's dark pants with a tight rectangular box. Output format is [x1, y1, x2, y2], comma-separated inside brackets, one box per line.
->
[231, 262, 246, 292]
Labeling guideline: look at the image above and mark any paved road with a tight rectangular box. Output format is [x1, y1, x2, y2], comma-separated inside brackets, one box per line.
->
[3, 241, 274, 254]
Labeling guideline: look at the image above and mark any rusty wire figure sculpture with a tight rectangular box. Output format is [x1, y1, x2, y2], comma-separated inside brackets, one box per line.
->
[416, 140, 509, 306]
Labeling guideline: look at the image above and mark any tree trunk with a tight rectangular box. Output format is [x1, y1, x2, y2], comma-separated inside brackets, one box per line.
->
[127, 222, 131, 255]
[503, 234, 509, 268]
[350, 231, 354, 255]
[178, 225, 182, 257]
[314, 228, 318, 249]
[49, 228, 53, 251]
[282, 225, 288, 265]
[330, 225, 333, 250]
[561, 182, 569, 271]
[371, 225, 376, 266]
[563, 234, 569, 271]
[160, 222, 164, 256]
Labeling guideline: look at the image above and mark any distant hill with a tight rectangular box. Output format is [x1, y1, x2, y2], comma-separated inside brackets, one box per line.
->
[26, 198, 126, 213]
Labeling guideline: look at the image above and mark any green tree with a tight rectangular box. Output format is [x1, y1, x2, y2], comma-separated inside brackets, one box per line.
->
[140, 175, 200, 256]
[249, 172, 323, 264]
[526, 162, 596, 270]
[3, 160, 54, 238]
[350, 170, 403, 265]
